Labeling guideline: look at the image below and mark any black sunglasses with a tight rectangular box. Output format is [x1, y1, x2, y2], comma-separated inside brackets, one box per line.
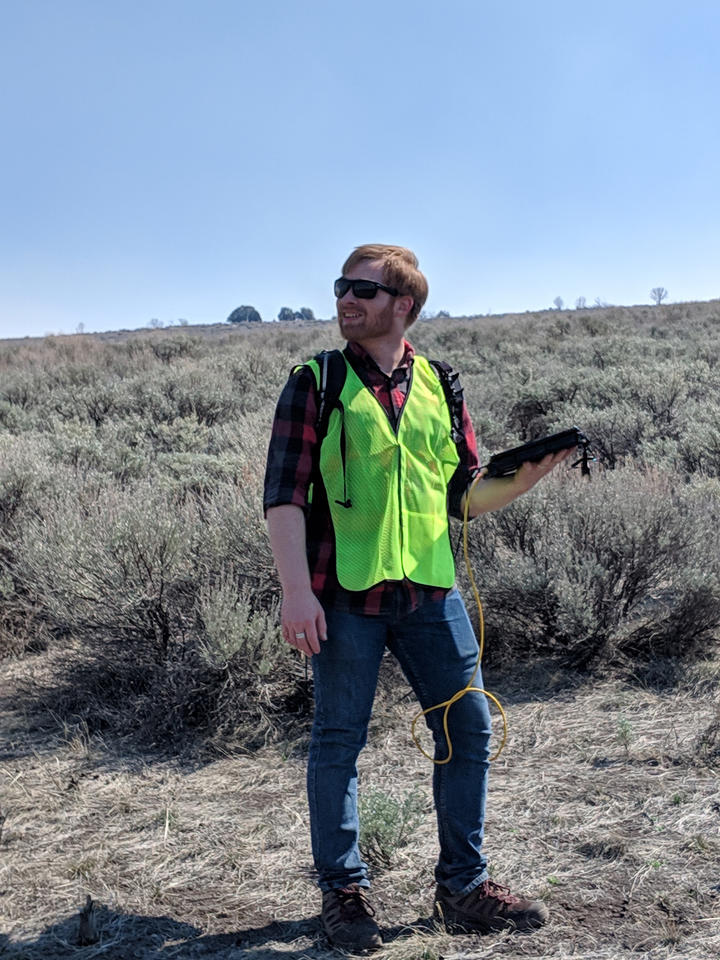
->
[334, 277, 399, 300]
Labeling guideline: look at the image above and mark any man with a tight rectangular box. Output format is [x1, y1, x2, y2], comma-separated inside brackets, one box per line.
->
[264, 245, 567, 950]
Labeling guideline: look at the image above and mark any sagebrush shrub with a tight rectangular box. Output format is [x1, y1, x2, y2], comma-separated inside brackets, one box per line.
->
[0, 435, 64, 656]
[17, 481, 198, 655]
[8, 447, 285, 739]
[197, 577, 281, 673]
[358, 787, 427, 867]
[461, 467, 720, 667]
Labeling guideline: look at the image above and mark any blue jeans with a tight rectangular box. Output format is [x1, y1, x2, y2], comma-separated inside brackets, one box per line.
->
[307, 588, 492, 895]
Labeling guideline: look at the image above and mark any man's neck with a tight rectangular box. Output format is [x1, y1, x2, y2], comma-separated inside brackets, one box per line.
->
[352, 336, 407, 376]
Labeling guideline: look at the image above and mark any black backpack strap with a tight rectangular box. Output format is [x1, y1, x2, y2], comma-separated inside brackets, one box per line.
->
[309, 348, 352, 507]
[428, 358, 465, 445]
[312, 349, 347, 442]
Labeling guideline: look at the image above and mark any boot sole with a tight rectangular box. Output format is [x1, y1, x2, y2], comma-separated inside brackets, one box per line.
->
[322, 920, 383, 952]
[434, 902, 547, 934]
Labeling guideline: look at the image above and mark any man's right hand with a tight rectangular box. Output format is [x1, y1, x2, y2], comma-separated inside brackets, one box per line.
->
[266, 504, 327, 656]
[281, 588, 327, 657]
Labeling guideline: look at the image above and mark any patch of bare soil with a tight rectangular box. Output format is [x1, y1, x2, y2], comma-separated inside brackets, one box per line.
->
[1, 655, 719, 960]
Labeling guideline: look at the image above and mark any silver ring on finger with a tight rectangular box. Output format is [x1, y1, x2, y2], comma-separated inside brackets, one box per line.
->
[295, 632, 306, 639]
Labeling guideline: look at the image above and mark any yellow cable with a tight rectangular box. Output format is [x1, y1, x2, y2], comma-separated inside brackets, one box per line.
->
[411, 470, 508, 764]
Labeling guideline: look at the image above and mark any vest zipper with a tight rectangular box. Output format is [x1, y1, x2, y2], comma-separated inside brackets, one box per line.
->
[396, 444, 405, 576]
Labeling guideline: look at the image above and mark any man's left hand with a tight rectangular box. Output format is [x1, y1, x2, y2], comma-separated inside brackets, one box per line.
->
[512, 448, 571, 494]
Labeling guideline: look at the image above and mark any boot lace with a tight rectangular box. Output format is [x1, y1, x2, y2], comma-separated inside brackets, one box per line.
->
[478, 880, 521, 906]
[335, 885, 376, 920]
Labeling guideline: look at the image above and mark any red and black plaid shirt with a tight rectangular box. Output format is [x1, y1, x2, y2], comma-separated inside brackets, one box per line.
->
[263, 340, 481, 617]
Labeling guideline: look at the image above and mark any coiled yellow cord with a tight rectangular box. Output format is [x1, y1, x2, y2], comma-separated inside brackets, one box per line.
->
[410, 470, 508, 764]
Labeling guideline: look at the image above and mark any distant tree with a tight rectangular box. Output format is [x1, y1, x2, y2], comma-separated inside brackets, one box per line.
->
[575, 296, 586, 310]
[177, 318, 189, 326]
[553, 297, 564, 311]
[76, 322, 85, 334]
[277, 307, 295, 323]
[296, 307, 316, 322]
[435, 309, 450, 318]
[227, 305, 262, 324]
[594, 297, 612, 308]
[650, 287, 668, 305]
[148, 318, 163, 329]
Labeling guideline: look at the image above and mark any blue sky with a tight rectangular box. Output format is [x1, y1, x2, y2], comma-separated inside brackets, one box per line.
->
[2, 0, 719, 338]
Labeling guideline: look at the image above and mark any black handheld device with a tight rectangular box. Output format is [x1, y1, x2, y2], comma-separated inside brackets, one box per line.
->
[484, 427, 593, 478]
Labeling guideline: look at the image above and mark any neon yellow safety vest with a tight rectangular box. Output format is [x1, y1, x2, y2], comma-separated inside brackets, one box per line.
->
[306, 354, 460, 592]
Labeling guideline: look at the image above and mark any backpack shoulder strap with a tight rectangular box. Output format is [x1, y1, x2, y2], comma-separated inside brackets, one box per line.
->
[309, 349, 347, 443]
[428, 358, 464, 445]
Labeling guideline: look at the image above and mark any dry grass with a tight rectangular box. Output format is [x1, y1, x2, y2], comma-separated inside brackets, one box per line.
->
[2, 653, 719, 960]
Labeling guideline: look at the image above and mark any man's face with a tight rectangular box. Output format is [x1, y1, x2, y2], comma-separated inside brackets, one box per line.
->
[336, 260, 404, 342]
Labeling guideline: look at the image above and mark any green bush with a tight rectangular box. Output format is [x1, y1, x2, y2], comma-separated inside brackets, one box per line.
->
[461, 467, 720, 668]
[0, 435, 63, 656]
[197, 577, 281, 673]
[358, 787, 427, 867]
[17, 482, 197, 654]
[8, 473, 288, 741]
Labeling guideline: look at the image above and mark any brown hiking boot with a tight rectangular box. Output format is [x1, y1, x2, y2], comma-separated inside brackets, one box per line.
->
[434, 879, 549, 933]
[321, 884, 382, 951]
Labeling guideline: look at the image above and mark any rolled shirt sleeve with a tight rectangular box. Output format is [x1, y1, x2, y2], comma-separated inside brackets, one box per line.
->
[263, 366, 319, 515]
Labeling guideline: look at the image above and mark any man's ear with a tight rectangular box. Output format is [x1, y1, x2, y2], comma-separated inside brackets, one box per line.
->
[395, 295, 414, 322]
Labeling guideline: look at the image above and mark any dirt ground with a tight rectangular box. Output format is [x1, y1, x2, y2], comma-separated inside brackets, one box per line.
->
[1, 654, 719, 960]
